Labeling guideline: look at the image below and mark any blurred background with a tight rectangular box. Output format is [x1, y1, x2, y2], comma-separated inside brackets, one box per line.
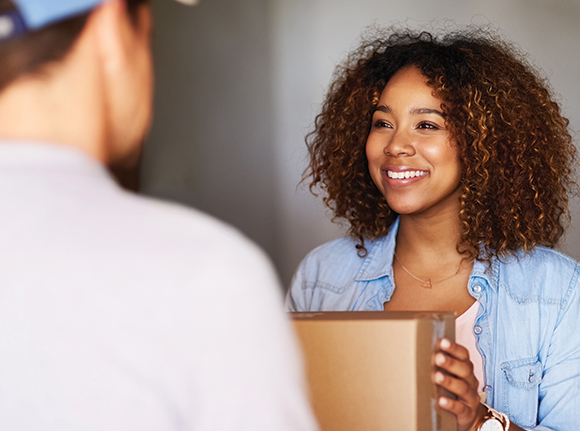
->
[143, 0, 580, 286]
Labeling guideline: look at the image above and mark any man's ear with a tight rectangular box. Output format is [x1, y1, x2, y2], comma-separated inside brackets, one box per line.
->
[88, 0, 134, 77]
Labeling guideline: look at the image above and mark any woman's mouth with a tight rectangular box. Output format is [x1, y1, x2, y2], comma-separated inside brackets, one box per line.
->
[386, 170, 428, 180]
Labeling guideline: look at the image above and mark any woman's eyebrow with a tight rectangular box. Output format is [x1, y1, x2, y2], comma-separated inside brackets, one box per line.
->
[373, 105, 445, 118]
[374, 105, 390, 114]
[410, 107, 445, 117]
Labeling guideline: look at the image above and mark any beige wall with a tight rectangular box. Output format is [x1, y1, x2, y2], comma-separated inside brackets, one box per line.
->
[144, 0, 580, 285]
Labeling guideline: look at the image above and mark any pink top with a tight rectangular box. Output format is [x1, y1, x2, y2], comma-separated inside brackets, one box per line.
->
[455, 301, 485, 394]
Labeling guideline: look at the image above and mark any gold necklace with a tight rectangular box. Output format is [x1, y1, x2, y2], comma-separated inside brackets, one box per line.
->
[393, 252, 475, 289]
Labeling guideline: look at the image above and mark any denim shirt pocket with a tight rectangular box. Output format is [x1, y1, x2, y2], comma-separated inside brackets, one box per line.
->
[501, 358, 542, 427]
[305, 280, 347, 294]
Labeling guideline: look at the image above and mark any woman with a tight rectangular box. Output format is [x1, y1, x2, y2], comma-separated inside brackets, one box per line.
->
[287, 27, 580, 431]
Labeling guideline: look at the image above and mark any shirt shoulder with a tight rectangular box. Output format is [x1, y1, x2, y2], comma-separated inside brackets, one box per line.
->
[100, 190, 273, 277]
[118, 192, 261, 249]
[295, 236, 367, 287]
[498, 247, 579, 305]
[287, 235, 395, 311]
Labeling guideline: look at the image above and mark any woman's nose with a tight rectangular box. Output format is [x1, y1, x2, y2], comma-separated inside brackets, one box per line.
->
[384, 129, 415, 157]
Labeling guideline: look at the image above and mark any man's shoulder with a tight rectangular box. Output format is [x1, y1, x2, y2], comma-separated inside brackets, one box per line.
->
[125, 193, 252, 246]
[111, 192, 272, 272]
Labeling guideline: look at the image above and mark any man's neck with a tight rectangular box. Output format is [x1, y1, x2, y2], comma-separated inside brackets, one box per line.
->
[0, 31, 108, 163]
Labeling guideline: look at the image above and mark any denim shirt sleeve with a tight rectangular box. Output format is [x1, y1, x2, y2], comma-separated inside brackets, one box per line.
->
[481, 251, 580, 430]
[286, 235, 396, 312]
[532, 262, 580, 430]
[286, 238, 359, 312]
[286, 257, 310, 312]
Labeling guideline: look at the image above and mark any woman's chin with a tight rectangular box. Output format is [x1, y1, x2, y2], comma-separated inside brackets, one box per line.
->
[385, 200, 423, 216]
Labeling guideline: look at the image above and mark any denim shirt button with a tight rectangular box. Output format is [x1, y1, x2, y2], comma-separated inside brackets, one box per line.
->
[472, 284, 482, 293]
[474, 325, 482, 335]
[484, 385, 492, 392]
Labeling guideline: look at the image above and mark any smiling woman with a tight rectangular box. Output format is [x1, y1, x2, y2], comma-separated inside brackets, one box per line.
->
[287, 26, 580, 431]
[366, 66, 463, 219]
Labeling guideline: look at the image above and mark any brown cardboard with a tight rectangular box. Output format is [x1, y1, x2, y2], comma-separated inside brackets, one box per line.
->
[291, 311, 456, 431]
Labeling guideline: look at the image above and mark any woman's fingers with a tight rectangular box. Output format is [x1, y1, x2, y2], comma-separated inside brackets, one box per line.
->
[438, 396, 486, 431]
[434, 370, 480, 405]
[434, 351, 479, 390]
[435, 339, 479, 389]
[438, 337, 470, 363]
[433, 338, 483, 431]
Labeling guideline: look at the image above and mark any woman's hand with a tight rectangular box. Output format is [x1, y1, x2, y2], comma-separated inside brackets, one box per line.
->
[433, 338, 484, 431]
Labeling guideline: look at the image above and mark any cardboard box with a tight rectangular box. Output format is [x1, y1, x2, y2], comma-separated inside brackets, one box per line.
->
[291, 311, 456, 431]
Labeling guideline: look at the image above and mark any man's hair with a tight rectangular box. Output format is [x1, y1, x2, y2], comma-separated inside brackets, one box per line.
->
[305, 25, 577, 262]
[0, 0, 148, 93]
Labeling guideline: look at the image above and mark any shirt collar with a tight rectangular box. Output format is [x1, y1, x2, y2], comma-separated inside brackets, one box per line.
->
[354, 218, 398, 282]
[353, 216, 499, 290]
[469, 257, 497, 292]
[0, 141, 115, 184]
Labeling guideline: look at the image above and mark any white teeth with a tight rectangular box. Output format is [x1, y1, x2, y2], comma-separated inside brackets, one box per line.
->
[387, 170, 427, 179]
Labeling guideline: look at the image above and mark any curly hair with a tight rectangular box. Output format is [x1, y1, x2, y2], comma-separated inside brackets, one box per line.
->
[305, 25, 577, 260]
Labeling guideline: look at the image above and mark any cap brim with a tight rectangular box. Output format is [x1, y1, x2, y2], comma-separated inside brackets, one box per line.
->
[13, 0, 197, 31]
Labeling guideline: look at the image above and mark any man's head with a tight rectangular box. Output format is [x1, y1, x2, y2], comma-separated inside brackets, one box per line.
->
[0, 0, 149, 93]
[0, 0, 191, 189]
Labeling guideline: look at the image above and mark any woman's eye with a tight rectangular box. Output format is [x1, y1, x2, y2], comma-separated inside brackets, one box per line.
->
[373, 120, 392, 129]
[417, 122, 439, 130]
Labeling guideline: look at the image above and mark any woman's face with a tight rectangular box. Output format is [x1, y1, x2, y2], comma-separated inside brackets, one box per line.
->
[365, 66, 462, 219]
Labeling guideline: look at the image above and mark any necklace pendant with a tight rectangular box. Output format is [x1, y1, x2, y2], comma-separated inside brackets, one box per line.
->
[421, 279, 433, 289]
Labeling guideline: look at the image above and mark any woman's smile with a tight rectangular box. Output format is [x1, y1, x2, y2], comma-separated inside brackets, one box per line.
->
[386, 169, 428, 180]
[384, 168, 429, 185]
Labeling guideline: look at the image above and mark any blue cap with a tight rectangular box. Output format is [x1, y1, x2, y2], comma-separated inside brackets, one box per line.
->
[13, 0, 104, 30]
[0, 0, 196, 41]
[0, 0, 105, 41]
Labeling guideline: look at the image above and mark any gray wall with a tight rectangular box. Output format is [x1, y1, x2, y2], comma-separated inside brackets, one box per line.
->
[144, 0, 278, 258]
[144, 0, 580, 286]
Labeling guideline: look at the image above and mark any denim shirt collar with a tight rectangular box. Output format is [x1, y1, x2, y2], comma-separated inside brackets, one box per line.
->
[353, 217, 498, 293]
[354, 218, 398, 282]
[470, 257, 498, 292]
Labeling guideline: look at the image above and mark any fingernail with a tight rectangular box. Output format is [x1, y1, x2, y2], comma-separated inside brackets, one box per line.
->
[438, 397, 448, 407]
[440, 338, 451, 349]
[435, 353, 446, 366]
[435, 372, 444, 383]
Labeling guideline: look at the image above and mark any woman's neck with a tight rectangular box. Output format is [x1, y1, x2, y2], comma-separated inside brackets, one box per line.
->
[386, 212, 475, 314]
[395, 212, 467, 269]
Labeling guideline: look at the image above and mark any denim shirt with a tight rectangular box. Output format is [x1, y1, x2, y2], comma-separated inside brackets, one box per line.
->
[287, 219, 580, 430]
